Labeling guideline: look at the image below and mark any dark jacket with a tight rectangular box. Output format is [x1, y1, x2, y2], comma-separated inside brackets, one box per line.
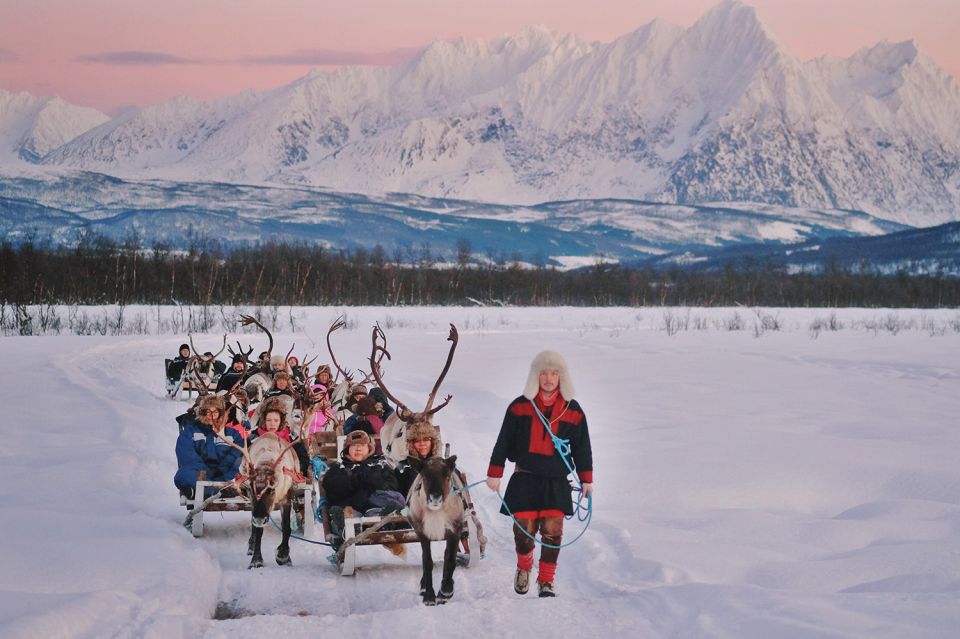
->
[215, 370, 244, 392]
[322, 450, 400, 511]
[368, 387, 394, 420]
[395, 452, 434, 497]
[487, 395, 593, 516]
[173, 419, 244, 490]
[167, 355, 189, 382]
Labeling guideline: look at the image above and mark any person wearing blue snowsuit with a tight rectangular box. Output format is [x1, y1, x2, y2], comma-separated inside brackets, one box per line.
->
[174, 394, 244, 498]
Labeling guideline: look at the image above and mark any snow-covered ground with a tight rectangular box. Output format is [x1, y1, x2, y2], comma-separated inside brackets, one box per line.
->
[1, 307, 959, 638]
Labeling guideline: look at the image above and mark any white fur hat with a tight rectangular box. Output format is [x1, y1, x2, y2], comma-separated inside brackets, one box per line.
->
[269, 354, 287, 371]
[522, 351, 575, 400]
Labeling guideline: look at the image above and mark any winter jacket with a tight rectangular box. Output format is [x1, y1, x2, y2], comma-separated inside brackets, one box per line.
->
[368, 387, 395, 420]
[249, 427, 292, 443]
[487, 394, 593, 516]
[173, 419, 244, 490]
[167, 355, 189, 381]
[216, 370, 243, 392]
[394, 452, 434, 497]
[322, 450, 401, 512]
[343, 413, 383, 436]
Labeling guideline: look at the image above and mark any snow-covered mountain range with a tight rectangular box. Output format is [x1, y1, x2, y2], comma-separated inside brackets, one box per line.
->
[2, 1, 959, 229]
[0, 171, 907, 270]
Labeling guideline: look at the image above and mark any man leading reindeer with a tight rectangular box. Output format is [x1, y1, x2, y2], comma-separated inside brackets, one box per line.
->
[486, 351, 594, 598]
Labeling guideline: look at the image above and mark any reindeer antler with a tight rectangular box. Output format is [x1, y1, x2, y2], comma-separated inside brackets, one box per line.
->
[215, 427, 253, 469]
[240, 314, 273, 359]
[424, 324, 458, 413]
[212, 334, 227, 359]
[369, 323, 458, 422]
[326, 315, 353, 382]
[270, 388, 321, 472]
[227, 341, 254, 371]
[189, 360, 210, 395]
[370, 324, 415, 420]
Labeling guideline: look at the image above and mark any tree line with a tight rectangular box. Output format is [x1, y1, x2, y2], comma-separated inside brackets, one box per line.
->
[2, 236, 958, 308]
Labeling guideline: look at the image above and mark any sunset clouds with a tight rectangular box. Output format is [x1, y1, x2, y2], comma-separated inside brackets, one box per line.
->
[1, 0, 956, 113]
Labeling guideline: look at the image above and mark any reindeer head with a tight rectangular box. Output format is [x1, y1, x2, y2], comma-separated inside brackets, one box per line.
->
[410, 455, 458, 511]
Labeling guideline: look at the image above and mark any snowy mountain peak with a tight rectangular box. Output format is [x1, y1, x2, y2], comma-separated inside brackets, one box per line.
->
[0, 89, 108, 162]
[860, 39, 920, 71]
[691, 0, 781, 50]
[6, 2, 960, 226]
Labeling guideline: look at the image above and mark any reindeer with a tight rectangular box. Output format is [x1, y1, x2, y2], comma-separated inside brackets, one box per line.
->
[219, 390, 318, 569]
[406, 455, 465, 605]
[369, 323, 464, 605]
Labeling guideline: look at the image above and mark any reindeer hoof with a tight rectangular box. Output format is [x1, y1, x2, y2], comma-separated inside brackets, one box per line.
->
[248, 558, 264, 569]
[438, 588, 453, 602]
[423, 598, 437, 606]
[276, 553, 292, 566]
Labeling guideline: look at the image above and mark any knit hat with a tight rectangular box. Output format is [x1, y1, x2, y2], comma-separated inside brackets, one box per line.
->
[178, 343, 190, 353]
[231, 353, 246, 365]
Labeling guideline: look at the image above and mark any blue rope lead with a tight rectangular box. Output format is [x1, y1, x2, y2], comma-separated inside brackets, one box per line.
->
[268, 514, 333, 546]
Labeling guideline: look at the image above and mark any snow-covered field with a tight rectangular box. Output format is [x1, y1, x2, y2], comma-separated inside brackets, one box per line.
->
[2, 307, 959, 639]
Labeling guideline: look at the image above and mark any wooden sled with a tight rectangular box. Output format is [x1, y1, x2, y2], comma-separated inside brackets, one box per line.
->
[182, 470, 316, 539]
[165, 359, 207, 400]
[318, 431, 486, 576]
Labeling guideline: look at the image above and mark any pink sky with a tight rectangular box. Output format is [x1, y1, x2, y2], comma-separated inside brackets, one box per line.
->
[1, 0, 957, 114]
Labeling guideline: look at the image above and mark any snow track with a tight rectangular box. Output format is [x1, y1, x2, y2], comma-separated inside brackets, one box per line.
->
[1, 307, 959, 638]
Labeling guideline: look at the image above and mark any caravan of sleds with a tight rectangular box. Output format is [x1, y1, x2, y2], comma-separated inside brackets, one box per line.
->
[169, 314, 487, 602]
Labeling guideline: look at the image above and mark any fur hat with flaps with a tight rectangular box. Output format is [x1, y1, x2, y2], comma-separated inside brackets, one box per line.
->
[350, 383, 368, 397]
[344, 430, 373, 459]
[405, 421, 440, 459]
[196, 394, 225, 417]
[269, 354, 287, 371]
[257, 396, 288, 428]
[522, 350, 576, 400]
